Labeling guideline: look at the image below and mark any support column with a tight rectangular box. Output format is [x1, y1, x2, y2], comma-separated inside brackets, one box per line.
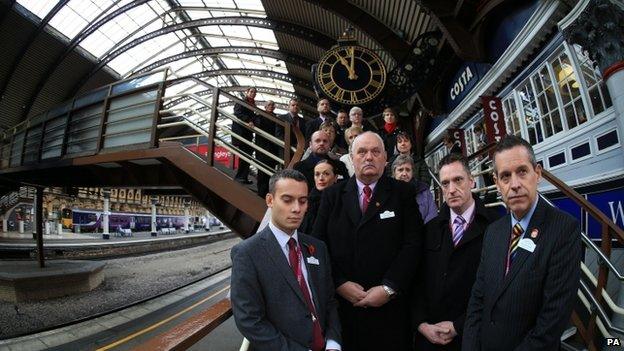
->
[18, 220, 24, 233]
[57, 222, 63, 236]
[31, 195, 37, 239]
[2, 216, 6, 233]
[151, 196, 158, 237]
[35, 187, 44, 268]
[562, 0, 624, 153]
[102, 189, 110, 240]
[184, 200, 190, 234]
[45, 221, 50, 235]
[205, 210, 211, 231]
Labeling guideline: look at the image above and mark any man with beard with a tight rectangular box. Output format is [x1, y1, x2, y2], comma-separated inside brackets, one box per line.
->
[294, 130, 348, 189]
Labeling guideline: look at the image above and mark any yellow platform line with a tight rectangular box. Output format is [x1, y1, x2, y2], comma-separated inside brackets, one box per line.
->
[96, 285, 230, 351]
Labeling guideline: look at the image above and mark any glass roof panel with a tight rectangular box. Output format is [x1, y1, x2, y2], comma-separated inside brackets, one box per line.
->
[17, 0, 306, 102]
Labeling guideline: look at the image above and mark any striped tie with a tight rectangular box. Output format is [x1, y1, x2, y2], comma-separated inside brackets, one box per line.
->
[505, 223, 524, 274]
[452, 216, 466, 247]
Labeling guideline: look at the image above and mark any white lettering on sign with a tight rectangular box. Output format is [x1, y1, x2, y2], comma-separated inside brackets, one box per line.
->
[608, 201, 624, 227]
[488, 100, 501, 140]
[450, 66, 475, 101]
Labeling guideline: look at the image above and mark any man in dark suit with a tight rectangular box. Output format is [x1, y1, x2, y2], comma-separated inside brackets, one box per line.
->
[231, 169, 341, 351]
[305, 98, 332, 143]
[232, 87, 257, 184]
[294, 131, 348, 189]
[462, 135, 581, 351]
[412, 153, 499, 350]
[276, 98, 305, 155]
[313, 131, 423, 351]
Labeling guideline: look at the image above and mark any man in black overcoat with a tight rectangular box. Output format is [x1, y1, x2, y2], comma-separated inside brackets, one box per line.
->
[412, 153, 500, 350]
[313, 131, 423, 351]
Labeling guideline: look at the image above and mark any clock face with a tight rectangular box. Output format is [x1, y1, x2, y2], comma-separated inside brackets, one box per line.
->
[316, 45, 386, 105]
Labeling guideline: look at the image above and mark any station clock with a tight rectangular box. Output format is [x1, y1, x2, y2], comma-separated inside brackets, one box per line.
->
[315, 45, 387, 105]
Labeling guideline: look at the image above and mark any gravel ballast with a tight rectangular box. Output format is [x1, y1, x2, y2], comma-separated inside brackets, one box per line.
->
[0, 237, 240, 338]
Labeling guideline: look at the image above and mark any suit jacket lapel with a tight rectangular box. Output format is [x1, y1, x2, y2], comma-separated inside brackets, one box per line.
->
[343, 177, 361, 226]
[493, 200, 547, 302]
[300, 238, 321, 313]
[260, 228, 306, 305]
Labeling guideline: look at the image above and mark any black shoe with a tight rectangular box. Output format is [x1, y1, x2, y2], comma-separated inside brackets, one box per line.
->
[236, 178, 253, 184]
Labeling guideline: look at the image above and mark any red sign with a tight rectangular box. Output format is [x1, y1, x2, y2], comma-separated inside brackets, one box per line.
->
[186, 145, 235, 167]
[448, 128, 466, 156]
[481, 96, 507, 144]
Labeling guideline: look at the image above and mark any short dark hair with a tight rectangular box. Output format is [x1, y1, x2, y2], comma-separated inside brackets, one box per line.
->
[337, 109, 348, 115]
[492, 134, 537, 175]
[437, 152, 471, 175]
[268, 169, 307, 194]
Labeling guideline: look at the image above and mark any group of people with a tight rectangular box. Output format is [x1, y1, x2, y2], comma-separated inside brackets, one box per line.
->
[230, 92, 433, 207]
[230, 127, 582, 350]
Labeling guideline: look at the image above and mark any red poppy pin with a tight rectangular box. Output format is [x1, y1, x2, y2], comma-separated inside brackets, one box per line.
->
[530, 228, 539, 239]
[305, 243, 316, 256]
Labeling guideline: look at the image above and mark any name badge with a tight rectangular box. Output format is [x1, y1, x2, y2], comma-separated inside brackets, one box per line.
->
[518, 238, 536, 253]
[380, 210, 395, 219]
[306, 256, 320, 265]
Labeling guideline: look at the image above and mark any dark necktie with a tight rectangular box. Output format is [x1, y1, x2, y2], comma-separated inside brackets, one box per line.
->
[287, 238, 324, 351]
[505, 222, 524, 275]
[361, 185, 372, 213]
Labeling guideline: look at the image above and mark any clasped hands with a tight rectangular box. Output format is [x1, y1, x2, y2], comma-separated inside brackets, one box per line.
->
[418, 321, 457, 345]
[336, 281, 389, 308]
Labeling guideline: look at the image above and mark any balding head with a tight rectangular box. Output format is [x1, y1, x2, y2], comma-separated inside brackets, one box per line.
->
[351, 132, 386, 184]
[310, 130, 330, 155]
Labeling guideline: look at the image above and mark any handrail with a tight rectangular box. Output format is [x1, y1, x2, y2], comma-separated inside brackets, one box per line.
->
[467, 142, 497, 162]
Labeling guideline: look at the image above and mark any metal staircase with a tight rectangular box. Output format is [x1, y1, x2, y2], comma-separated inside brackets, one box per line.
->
[0, 68, 304, 238]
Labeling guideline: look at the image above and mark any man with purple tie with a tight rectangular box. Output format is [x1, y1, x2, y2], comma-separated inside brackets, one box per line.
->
[230, 169, 341, 351]
[412, 153, 499, 350]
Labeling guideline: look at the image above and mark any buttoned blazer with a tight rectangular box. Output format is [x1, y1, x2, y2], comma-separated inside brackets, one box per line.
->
[304, 117, 325, 142]
[462, 198, 581, 351]
[412, 196, 500, 351]
[230, 227, 341, 351]
[312, 175, 423, 350]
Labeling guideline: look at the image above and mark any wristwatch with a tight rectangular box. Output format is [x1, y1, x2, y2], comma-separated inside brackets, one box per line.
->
[382, 285, 396, 299]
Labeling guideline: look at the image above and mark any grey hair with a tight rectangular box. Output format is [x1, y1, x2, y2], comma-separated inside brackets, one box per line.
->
[492, 134, 537, 175]
[349, 106, 363, 116]
[350, 131, 385, 156]
[391, 154, 415, 175]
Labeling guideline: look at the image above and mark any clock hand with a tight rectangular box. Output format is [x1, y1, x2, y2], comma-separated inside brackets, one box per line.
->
[349, 47, 358, 80]
[335, 53, 356, 78]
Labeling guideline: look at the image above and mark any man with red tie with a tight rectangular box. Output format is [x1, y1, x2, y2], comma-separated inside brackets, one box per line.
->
[412, 153, 499, 350]
[462, 135, 581, 350]
[231, 169, 341, 351]
[313, 132, 423, 350]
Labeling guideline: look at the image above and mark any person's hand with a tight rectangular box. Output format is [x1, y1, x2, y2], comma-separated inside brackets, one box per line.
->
[247, 121, 255, 128]
[436, 321, 457, 345]
[336, 281, 366, 304]
[353, 285, 389, 308]
[418, 322, 453, 345]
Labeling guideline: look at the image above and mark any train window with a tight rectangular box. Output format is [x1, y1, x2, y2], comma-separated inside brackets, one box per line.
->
[548, 152, 566, 168]
[596, 129, 619, 151]
[571, 142, 591, 160]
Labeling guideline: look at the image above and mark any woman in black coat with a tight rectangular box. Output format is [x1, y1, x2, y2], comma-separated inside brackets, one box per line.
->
[298, 159, 338, 234]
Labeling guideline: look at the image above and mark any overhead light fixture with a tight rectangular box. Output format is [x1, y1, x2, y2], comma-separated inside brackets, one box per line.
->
[558, 63, 580, 89]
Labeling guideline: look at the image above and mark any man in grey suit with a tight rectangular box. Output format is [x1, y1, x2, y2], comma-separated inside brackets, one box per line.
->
[231, 169, 341, 351]
[462, 135, 581, 351]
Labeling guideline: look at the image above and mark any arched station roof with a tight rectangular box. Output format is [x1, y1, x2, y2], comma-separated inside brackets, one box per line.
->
[0, 0, 498, 130]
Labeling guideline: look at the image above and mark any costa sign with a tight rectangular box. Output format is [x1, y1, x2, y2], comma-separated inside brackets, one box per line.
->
[448, 128, 466, 156]
[480, 96, 507, 144]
